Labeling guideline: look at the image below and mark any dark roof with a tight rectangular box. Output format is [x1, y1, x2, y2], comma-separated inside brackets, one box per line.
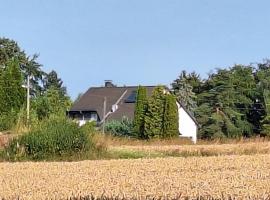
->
[70, 85, 199, 127]
[70, 86, 155, 121]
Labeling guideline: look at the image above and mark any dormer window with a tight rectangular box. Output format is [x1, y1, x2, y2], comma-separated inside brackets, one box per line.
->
[124, 90, 137, 103]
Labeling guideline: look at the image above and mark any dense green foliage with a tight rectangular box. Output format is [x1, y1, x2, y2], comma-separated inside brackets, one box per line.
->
[172, 71, 197, 113]
[6, 117, 93, 160]
[0, 37, 71, 131]
[33, 86, 72, 120]
[43, 70, 67, 97]
[0, 38, 44, 94]
[108, 86, 179, 139]
[0, 58, 25, 114]
[105, 117, 133, 137]
[0, 110, 18, 131]
[198, 67, 255, 138]
[163, 94, 179, 138]
[133, 86, 147, 138]
[172, 62, 270, 139]
[0, 58, 26, 130]
[257, 61, 270, 136]
[144, 86, 166, 138]
[133, 86, 179, 139]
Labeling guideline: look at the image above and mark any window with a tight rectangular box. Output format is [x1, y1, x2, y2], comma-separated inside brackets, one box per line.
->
[84, 113, 92, 120]
[124, 90, 137, 103]
[90, 113, 98, 121]
[74, 113, 83, 120]
[83, 112, 98, 121]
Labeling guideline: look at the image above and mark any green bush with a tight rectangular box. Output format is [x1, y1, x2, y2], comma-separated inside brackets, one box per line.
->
[105, 117, 133, 137]
[0, 110, 17, 131]
[80, 121, 96, 135]
[6, 116, 93, 160]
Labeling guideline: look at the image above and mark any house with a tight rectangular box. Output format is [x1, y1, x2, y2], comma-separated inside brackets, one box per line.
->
[68, 81, 199, 143]
[68, 81, 155, 125]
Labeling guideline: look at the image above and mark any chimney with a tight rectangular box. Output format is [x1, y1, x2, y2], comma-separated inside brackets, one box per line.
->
[104, 80, 115, 87]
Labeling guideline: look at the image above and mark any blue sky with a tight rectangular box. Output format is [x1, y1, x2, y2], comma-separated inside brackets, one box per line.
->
[1, 0, 270, 99]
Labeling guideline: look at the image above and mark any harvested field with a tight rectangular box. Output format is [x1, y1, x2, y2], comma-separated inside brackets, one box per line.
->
[110, 142, 270, 157]
[1, 154, 270, 199]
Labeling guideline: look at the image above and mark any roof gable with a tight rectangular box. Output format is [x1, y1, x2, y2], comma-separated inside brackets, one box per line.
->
[177, 101, 199, 126]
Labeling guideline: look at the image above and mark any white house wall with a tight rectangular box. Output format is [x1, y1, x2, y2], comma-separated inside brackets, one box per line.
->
[177, 102, 197, 143]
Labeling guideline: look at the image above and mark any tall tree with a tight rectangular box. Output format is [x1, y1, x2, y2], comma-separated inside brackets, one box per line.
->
[21, 54, 45, 95]
[255, 60, 270, 135]
[144, 86, 166, 139]
[43, 70, 67, 96]
[163, 94, 179, 138]
[133, 86, 147, 139]
[261, 89, 270, 136]
[0, 38, 44, 95]
[0, 38, 26, 66]
[184, 71, 203, 94]
[0, 58, 25, 114]
[172, 70, 197, 113]
[195, 66, 256, 139]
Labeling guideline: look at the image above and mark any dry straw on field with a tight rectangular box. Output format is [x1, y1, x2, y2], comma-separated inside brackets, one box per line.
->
[110, 141, 270, 157]
[1, 154, 270, 200]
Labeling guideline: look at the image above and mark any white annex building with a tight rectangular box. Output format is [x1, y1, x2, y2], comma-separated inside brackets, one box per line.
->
[177, 102, 198, 143]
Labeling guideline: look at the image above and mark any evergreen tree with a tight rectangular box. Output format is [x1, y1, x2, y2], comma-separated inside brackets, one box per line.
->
[43, 70, 67, 97]
[255, 61, 270, 135]
[163, 94, 179, 138]
[0, 58, 25, 114]
[183, 71, 203, 94]
[172, 71, 197, 113]
[261, 89, 270, 136]
[133, 86, 147, 138]
[195, 66, 256, 139]
[144, 86, 165, 139]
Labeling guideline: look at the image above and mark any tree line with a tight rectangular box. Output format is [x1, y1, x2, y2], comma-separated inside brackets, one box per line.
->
[171, 64, 270, 139]
[0, 38, 71, 131]
[133, 63, 270, 140]
[1, 37, 270, 140]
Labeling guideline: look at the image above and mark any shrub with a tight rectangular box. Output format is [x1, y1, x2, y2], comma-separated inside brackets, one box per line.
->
[133, 86, 147, 139]
[105, 117, 133, 137]
[144, 86, 166, 139]
[80, 121, 96, 135]
[0, 110, 17, 131]
[163, 94, 179, 138]
[6, 116, 93, 160]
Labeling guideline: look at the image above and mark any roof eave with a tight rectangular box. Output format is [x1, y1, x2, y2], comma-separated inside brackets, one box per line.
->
[177, 100, 200, 127]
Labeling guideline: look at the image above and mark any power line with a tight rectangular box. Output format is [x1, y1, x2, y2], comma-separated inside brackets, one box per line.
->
[222, 107, 265, 111]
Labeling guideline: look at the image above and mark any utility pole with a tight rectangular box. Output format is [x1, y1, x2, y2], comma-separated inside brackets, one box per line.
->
[26, 75, 30, 126]
[102, 96, 107, 134]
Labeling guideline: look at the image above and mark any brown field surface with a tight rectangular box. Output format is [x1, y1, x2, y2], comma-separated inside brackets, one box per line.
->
[109, 141, 270, 157]
[1, 154, 270, 200]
